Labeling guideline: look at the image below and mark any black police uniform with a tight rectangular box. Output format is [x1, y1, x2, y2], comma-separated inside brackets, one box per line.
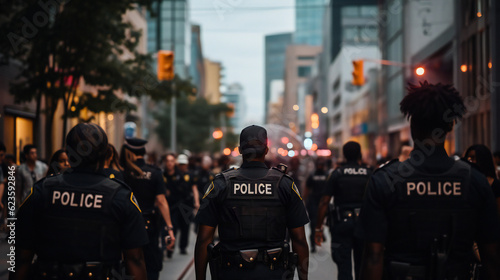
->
[16, 170, 148, 279]
[305, 168, 328, 252]
[326, 161, 372, 280]
[123, 158, 166, 280]
[165, 169, 195, 254]
[103, 168, 124, 181]
[359, 146, 500, 280]
[195, 161, 309, 280]
[193, 168, 215, 205]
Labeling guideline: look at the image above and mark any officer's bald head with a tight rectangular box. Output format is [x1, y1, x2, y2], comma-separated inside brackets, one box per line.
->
[66, 123, 108, 170]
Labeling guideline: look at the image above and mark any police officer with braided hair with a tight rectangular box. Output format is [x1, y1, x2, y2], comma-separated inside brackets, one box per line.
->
[121, 138, 176, 280]
[14, 123, 148, 280]
[315, 141, 372, 280]
[194, 125, 309, 280]
[359, 82, 500, 280]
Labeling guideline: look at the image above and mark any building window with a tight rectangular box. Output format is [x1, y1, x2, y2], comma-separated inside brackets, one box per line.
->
[297, 66, 312, 77]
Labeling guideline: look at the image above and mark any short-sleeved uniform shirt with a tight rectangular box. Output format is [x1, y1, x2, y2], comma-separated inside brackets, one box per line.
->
[16, 170, 148, 261]
[124, 159, 166, 213]
[195, 161, 309, 251]
[325, 162, 373, 206]
[359, 147, 500, 246]
[165, 169, 195, 208]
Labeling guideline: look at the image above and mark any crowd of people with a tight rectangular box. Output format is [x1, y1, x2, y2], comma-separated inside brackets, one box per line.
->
[2, 83, 500, 280]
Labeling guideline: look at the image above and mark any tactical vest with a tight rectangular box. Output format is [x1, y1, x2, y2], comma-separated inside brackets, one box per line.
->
[334, 164, 370, 208]
[218, 168, 287, 243]
[385, 160, 476, 272]
[36, 174, 122, 262]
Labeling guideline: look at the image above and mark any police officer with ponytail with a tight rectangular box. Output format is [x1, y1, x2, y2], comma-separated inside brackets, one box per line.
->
[359, 82, 500, 280]
[194, 125, 309, 280]
[14, 123, 148, 280]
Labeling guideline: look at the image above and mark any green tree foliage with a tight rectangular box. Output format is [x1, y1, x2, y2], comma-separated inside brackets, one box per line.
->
[0, 0, 193, 155]
[155, 96, 237, 153]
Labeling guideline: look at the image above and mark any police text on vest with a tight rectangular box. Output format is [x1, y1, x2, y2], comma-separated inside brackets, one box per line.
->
[343, 168, 367, 175]
[234, 183, 272, 195]
[406, 182, 461, 196]
[52, 191, 103, 208]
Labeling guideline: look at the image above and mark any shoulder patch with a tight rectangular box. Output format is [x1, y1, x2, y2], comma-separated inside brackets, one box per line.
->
[19, 187, 34, 208]
[291, 182, 302, 200]
[378, 158, 398, 169]
[202, 182, 215, 199]
[130, 192, 141, 212]
[184, 174, 190, 182]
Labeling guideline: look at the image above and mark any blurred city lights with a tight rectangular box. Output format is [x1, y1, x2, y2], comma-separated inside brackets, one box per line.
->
[415, 67, 425, 76]
[300, 150, 307, 156]
[311, 113, 319, 129]
[327, 137, 333, 145]
[288, 150, 295, 157]
[223, 148, 231, 155]
[489, 61, 492, 69]
[231, 151, 239, 157]
[107, 114, 114, 121]
[316, 149, 332, 157]
[304, 138, 313, 150]
[304, 131, 312, 138]
[311, 143, 318, 151]
[477, 12, 482, 17]
[287, 142, 293, 149]
[293, 104, 299, 111]
[71, 106, 76, 112]
[281, 137, 289, 144]
[321, 107, 328, 114]
[460, 64, 467, 72]
[212, 130, 223, 139]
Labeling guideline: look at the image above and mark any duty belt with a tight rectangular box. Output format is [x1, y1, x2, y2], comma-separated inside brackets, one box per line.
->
[208, 245, 296, 271]
[35, 260, 120, 280]
[335, 207, 361, 222]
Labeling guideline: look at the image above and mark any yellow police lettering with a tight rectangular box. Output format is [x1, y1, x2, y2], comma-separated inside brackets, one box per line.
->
[234, 183, 272, 195]
[406, 181, 461, 196]
[52, 190, 103, 208]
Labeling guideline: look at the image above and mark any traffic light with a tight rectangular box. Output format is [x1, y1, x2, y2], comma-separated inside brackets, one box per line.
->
[157, 50, 174, 81]
[352, 60, 365, 86]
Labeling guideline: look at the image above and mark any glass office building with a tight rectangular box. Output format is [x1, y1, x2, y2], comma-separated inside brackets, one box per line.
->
[295, 0, 326, 46]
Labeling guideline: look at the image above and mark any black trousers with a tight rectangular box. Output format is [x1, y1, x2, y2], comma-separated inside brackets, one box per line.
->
[171, 203, 193, 251]
[212, 263, 293, 280]
[330, 218, 363, 280]
[306, 198, 320, 251]
[143, 216, 162, 280]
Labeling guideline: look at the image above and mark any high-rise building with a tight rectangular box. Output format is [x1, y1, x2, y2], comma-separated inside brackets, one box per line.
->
[264, 33, 292, 122]
[147, 0, 191, 78]
[222, 83, 246, 132]
[294, 0, 326, 46]
[190, 24, 205, 97]
[204, 59, 222, 105]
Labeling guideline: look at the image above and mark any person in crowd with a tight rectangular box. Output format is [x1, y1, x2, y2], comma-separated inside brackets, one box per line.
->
[164, 153, 199, 256]
[14, 123, 148, 280]
[16, 144, 48, 204]
[315, 142, 373, 280]
[46, 149, 70, 176]
[194, 155, 214, 206]
[194, 125, 309, 280]
[103, 144, 124, 181]
[464, 144, 500, 212]
[302, 158, 328, 253]
[359, 81, 500, 280]
[121, 138, 175, 280]
[493, 151, 500, 178]
[398, 140, 412, 162]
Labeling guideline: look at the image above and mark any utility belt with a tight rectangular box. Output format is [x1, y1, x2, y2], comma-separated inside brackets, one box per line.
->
[207, 243, 297, 276]
[35, 260, 120, 280]
[333, 206, 361, 223]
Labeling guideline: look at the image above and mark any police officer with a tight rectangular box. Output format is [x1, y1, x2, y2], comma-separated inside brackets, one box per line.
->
[121, 138, 176, 280]
[359, 82, 500, 280]
[302, 158, 328, 253]
[194, 125, 310, 280]
[315, 141, 372, 280]
[14, 123, 148, 280]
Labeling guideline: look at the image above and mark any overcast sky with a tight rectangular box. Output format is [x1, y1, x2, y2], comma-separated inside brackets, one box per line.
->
[190, 0, 295, 127]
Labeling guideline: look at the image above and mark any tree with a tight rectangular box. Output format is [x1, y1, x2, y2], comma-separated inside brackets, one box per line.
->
[0, 0, 190, 157]
[154, 96, 236, 153]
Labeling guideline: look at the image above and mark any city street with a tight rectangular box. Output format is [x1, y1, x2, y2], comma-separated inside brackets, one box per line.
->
[158, 225, 337, 280]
